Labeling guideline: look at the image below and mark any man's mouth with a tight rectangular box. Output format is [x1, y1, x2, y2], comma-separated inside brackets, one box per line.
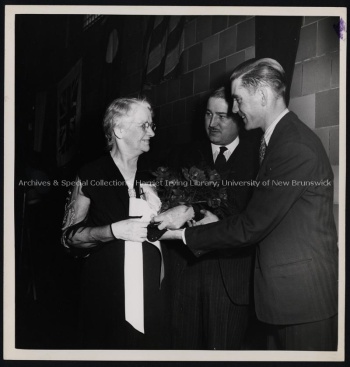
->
[209, 129, 220, 134]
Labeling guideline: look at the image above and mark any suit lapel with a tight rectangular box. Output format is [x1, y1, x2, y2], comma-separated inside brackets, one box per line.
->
[199, 140, 215, 168]
[225, 141, 242, 172]
[214, 141, 242, 178]
[256, 112, 292, 178]
[264, 112, 292, 161]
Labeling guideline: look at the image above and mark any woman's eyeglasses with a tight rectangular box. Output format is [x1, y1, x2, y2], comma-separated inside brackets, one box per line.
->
[141, 122, 156, 131]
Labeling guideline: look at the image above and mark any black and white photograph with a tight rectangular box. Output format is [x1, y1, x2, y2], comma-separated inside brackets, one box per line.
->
[3, 4, 346, 362]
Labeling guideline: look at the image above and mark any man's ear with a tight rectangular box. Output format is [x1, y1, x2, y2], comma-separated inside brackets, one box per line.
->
[258, 87, 268, 107]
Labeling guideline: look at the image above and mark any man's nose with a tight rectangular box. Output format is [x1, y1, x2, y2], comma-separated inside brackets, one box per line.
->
[209, 116, 219, 127]
[232, 100, 239, 113]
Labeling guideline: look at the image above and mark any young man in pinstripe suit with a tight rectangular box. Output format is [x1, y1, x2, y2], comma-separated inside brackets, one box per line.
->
[156, 58, 338, 351]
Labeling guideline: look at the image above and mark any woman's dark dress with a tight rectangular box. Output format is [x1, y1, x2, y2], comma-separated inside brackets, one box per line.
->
[77, 154, 171, 349]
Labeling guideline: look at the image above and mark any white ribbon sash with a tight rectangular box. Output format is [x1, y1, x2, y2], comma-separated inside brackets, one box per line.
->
[124, 186, 163, 334]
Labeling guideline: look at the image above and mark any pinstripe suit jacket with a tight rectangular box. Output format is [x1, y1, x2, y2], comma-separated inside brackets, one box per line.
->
[173, 138, 259, 305]
[186, 112, 338, 325]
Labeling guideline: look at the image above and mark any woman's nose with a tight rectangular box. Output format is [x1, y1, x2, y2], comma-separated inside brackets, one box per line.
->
[147, 126, 155, 137]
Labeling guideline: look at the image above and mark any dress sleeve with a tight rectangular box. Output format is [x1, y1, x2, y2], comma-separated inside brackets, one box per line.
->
[61, 176, 115, 255]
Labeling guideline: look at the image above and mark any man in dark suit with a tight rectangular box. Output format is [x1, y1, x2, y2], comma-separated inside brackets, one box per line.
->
[156, 58, 338, 351]
[170, 87, 259, 350]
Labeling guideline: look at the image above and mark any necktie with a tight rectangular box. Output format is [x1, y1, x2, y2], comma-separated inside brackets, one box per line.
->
[259, 136, 267, 165]
[214, 146, 227, 173]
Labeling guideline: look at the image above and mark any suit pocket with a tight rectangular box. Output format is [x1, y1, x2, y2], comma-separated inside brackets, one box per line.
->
[268, 258, 315, 321]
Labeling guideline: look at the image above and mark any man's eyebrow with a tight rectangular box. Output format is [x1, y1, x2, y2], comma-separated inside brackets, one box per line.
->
[206, 110, 227, 115]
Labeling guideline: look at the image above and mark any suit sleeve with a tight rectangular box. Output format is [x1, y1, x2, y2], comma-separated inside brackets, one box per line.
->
[229, 146, 259, 215]
[186, 141, 320, 256]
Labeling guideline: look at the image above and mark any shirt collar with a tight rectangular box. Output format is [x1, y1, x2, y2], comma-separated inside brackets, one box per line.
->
[264, 108, 289, 146]
[211, 136, 240, 156]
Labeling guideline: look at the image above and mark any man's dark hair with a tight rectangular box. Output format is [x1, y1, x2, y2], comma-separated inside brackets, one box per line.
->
[208, 86, 243, 129]
[230, 58, 287, 103]
[208, 86, 235, 119]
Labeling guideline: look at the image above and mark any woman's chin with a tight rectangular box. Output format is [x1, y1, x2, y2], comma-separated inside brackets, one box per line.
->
[141, 146, 150, 153]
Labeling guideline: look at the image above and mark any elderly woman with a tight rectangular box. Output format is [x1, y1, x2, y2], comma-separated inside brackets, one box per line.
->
[62, 97, 171, 349]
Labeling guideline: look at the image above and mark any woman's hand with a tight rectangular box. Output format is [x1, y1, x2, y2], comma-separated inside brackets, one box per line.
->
[111, 219, 149, 242]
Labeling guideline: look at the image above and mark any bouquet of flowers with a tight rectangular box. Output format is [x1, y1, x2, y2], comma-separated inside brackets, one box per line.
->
[151, 165, 229, 220]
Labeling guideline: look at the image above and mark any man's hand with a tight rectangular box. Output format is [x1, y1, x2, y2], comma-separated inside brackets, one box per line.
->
[153, 205, 194, 230]
[194, 209, 219, 226]
[158, 229, 183, 240]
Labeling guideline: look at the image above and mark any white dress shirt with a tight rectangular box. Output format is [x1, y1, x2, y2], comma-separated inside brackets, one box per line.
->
[211, 136, 240, 162]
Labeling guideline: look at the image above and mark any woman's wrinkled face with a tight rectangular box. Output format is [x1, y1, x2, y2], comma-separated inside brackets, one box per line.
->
[116, 103, 155, 155]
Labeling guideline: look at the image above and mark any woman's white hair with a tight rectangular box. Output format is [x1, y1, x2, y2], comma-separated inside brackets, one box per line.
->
[103, 97, 152, 150]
